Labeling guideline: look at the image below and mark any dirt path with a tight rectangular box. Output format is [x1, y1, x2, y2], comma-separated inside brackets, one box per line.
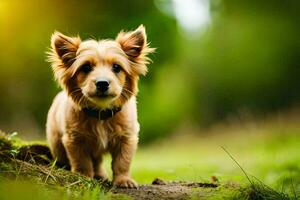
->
[110, 178, 218, 200]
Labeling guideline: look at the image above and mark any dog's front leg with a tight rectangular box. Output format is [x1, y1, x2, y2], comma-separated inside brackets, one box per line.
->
[63, 134, 94, 178]
[110, 136, 138, 188]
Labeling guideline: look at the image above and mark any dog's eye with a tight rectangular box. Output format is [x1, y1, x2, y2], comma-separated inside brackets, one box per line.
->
[112, 63, 122, 73]
[80, 64, 92, 74]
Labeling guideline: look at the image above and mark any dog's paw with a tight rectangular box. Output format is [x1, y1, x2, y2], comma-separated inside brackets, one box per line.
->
[113, 176, 138, 188]
[94, 167, 109, 181]
[94, 174, 109, 182]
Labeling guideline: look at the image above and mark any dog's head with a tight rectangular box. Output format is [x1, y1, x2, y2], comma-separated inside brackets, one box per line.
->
[48, 25, 154, 109]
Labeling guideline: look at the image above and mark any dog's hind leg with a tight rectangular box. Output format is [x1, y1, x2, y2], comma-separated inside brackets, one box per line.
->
[92, 154, 108, 181]
[47, 129, 70, 169]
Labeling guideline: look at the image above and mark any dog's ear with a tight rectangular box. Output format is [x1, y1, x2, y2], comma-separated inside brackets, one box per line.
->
[50, 32, 81, 67]
[116, 25, 154, 75]
[116, 25, 147, 58]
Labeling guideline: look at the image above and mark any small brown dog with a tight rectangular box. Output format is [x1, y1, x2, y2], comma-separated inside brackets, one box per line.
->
[46, 25, 154, 188]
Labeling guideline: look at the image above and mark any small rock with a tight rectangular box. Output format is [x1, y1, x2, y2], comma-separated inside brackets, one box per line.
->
[152, 178, 166, 185]
[211, 176, 219, 183]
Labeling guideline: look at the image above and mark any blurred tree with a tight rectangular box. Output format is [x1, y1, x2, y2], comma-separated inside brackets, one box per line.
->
[0, 0, 299, 142]
[180, 0, 300, 125]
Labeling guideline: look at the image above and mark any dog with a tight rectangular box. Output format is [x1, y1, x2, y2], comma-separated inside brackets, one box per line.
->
[46, 25, 154, 188]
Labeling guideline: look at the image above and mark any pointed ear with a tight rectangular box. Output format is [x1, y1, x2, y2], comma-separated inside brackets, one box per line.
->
[116, 25, 155, 75]
[50, 31, 81, 67]
[116, 25, 147, 58]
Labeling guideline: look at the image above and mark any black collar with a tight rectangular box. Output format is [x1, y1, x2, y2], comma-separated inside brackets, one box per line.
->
[82, 107, 121, 120]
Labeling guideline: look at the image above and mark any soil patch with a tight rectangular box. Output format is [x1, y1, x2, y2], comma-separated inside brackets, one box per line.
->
[110, 178, 218, 200]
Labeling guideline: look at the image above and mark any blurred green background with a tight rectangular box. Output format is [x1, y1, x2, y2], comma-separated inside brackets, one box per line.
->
[0, 0, 299, 143]
[1, 0, 300, 198]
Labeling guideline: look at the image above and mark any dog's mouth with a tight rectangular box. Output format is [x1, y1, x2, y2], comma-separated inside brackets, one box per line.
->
[97, 94, 110, 98]
[89, 91, 117, 99]
[85, 92, 119, 109]
[95, 94, 115, 98]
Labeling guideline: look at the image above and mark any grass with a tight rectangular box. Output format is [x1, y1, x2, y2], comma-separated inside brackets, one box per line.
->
[0, 131, 122, 200]
[221, 146, 296, 200]
[128, 121, 300, 190]
[0, 117, 299, 199]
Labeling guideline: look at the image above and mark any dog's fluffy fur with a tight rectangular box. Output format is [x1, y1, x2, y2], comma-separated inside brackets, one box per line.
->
[46, 25, 154, 187]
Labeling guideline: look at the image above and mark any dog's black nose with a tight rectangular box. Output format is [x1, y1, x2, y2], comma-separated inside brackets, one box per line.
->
[96, 80, 109, 92]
